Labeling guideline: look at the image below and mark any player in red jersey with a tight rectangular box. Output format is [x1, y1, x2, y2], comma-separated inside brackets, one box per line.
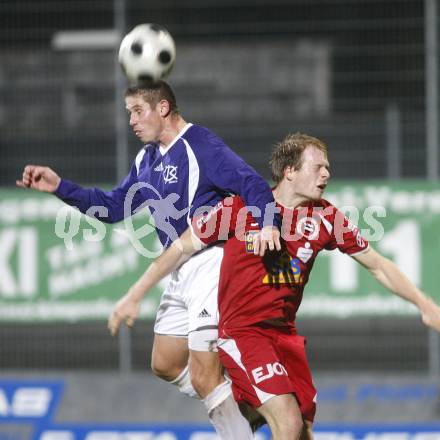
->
[109, 133, 440, 440]
[193, 194, 368, 338]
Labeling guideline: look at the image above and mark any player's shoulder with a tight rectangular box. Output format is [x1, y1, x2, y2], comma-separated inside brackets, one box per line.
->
[212, 195, 245, 213]
[213, 195, 246, 220]
[315, 198, 334, 208]
[306, 198, 335, 212]
[310, 198, 340, 224]
[185, 123, 215, 137]
[184, 124, 227, 149]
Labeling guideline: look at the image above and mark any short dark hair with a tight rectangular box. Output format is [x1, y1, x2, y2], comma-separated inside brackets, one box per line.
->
[125, 80, 179, 115]
[270, 133, 328, 183]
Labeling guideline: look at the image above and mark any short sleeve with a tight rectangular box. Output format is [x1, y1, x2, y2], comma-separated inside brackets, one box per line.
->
[191, 196, 248, 245]
[325, 208, 369, 255]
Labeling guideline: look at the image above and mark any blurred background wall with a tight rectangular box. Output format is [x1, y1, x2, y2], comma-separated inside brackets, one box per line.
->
[0, 0, 439, 435]
[1, 0, 437, 184]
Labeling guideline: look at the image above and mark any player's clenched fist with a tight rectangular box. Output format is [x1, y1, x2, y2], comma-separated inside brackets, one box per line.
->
[16, 165, 61, 193]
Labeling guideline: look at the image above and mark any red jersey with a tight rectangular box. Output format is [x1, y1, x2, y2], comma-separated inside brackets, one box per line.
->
[191, 196, 368, 336]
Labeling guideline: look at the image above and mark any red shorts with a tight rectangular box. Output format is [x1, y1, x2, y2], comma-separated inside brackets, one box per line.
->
[218, 324, 316, 422]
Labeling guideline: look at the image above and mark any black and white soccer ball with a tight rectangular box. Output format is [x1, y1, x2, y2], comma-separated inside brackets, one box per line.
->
[118, 23, 176, 85]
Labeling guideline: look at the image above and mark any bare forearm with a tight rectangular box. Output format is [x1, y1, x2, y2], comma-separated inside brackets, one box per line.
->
[107, 229, 202, 336]
[130, 229, 203, 301]
[354, 247, 440, 332]
[130, 245, 185, 301]
[371, 256, 427, 308]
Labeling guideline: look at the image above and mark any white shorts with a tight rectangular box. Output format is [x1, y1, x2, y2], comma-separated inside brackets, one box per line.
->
[154, 245, 223, 351]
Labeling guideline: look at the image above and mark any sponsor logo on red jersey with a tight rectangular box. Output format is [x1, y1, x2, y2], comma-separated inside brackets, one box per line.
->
[245, 230, 259, 253]
[252, 362, 288, 384]
[262, 251, 303, 285]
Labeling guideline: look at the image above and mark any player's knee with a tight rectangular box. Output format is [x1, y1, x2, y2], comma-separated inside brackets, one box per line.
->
[189, 366, 210, 395]
[283, 414, 303, 438]
[292, 418, 304, 438]
[260, 397, 304, 439]
[151, 336, 189, 382]
[150, 358, 169, 381]
[189, 362, 223, 397]
[273, 416, 303, 439]
[151, 355, 180, 382]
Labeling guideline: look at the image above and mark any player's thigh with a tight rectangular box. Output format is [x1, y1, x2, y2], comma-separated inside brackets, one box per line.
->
[152, 269, 189, 381]
[278, 332, 317, 423]
[151, 334, 189, 381]
[185, 247, 223, 391]
[217, 327, 303, 409]
[184, 246, 223, 339]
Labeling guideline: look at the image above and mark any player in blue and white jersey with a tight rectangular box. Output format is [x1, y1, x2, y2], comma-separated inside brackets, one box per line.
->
[17, 80, 280, 438]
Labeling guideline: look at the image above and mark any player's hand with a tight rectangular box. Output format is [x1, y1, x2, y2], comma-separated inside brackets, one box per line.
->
[16, 165, 61, 193]
[420, 297, 440, 332]
[108, 289, 142, 337]
[253, 226, 281, 257]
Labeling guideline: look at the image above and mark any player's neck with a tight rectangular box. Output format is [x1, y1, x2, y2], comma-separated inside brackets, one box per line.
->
[159, 115, 188, 147]
[273, 182, 308, 209]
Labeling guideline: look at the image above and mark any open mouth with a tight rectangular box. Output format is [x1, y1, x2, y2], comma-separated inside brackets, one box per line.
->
[317, 184, 327, 190]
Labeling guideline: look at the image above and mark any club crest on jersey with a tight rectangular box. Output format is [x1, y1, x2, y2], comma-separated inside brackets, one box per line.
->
[163, 165, 178, 184]
[263, 252, 303, 285]
[245, 230, 259, 253]
[296, 217, 319, 240]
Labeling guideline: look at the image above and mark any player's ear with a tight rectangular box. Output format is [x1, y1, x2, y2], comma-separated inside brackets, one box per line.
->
[159, 99, 171, 117]
[284, 166, 295, 181]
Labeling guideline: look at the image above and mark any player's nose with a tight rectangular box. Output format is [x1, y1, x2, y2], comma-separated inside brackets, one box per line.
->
[321, 167, 330, 179]
[129, 114, 137, 126]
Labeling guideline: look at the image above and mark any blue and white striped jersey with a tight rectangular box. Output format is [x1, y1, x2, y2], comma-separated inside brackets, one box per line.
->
[55, 123, 277, 247]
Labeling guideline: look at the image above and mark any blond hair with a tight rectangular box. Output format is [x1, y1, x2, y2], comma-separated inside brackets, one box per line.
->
[270, 133, 328, 183]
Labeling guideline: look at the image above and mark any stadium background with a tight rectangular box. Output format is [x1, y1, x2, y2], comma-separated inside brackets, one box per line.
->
[1, 0, 439, 438]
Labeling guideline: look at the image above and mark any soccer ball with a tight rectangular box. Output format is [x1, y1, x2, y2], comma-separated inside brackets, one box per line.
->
[118, 23, 176, 85]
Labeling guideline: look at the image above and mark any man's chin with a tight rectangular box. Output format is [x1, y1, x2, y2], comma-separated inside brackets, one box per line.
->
[311, 192, 323, 201]
[139, 136, 154, 144]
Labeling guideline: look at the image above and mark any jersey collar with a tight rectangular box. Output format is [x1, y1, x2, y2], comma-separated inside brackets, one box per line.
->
[159, 123, 193, 155]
